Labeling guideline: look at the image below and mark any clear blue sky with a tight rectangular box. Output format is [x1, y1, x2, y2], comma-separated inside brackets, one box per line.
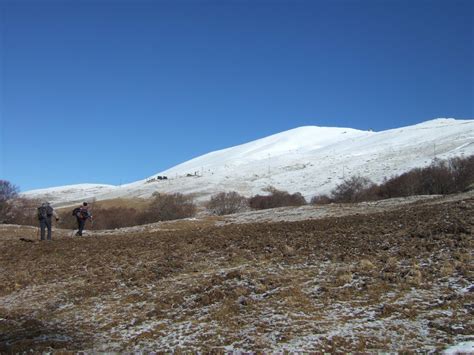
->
[1, 0, 472, 191]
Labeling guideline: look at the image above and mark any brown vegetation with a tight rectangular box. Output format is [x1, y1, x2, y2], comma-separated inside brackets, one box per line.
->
[309, 194, 333, 205]
[88, 206, 140, 230]
[249, 186, 307, 209]
[330, 175, 378, 203]
[378, 156, 474, 198]
[0, 180, 20, 223]
[0, 195, 472, 352]
[207, 191, 248, 215]
[313, 155, 474, 204]
[1, 197, 40, 226]
[139, 192, 196, 223]
[57, 193, 197, 230]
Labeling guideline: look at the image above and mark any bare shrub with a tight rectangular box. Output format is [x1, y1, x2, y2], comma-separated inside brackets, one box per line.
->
[207, 191, 248, 215]
[449, 155, 474, 192]
[141, 192, 196, 222]
[310, 194, 333, 205]
[331, 176, 378, 203]
[332, 156, 474, 202]
[0, 180, 19, 223]
[249, 187, 306, 210]
[379, 156, 474, 198]
[3, 198, 41, 226]
[56, 194, 196, 230]
[419, 159, 454, 194]
[0, 180, 18, 201]
[89, 206, 139, 230]
[378, 171, 422, 198]
[56, 204, 139, 230]
[326, 156, 473, 203]
[57, 205, 97, 230]
[57, 208, 79, 230]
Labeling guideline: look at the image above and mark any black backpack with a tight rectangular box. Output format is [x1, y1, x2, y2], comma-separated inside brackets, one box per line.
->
[38, 205, 53, 220]
[72, 207, 81, 217]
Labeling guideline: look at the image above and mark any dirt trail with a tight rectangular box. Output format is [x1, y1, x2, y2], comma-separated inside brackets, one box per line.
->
[0, 194, 473, 352]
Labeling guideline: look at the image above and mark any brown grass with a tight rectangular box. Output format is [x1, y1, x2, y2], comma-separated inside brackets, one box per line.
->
[89, 197, 151, 210]
[0, 195, 472, 352]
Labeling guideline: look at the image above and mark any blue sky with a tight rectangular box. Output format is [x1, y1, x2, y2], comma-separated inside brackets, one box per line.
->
[1, 0, 472, 191]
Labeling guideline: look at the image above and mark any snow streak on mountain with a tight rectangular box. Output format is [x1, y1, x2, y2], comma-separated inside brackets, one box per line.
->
[23, 118, 474, 205]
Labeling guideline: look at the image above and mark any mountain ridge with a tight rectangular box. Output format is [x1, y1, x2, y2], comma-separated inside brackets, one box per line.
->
[23, 118, 474, 205]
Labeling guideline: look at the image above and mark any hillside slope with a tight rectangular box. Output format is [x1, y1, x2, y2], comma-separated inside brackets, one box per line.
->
[1, 193, 472, 352]
[23, 118, 474, 205]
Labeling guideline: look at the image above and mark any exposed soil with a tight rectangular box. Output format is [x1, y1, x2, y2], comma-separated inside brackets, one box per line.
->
[0, 194, 473, 352]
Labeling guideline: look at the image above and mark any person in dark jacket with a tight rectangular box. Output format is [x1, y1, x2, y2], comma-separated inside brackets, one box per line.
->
[37, 202, 59, 241]
[75, 202, 92, 236]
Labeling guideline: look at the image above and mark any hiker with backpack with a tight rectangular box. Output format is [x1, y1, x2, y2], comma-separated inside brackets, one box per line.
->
[37, 202, 59, 241]
[73, 202, 93, 236]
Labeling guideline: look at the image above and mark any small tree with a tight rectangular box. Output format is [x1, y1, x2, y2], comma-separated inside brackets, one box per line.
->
[450, 155, 474, 192]
[331, 176, 377, 203]
[378, 156, 474, 198]
[249, 187, 307, 210]
[207, 191, 248, 215]
[310, 194, 332, 205]
[143, 192, 196, 222]
[0, 180, 19, 201]
[4, 197, 40, 226]
[0, 180, 19, 223]
[89, 206, 139, 230]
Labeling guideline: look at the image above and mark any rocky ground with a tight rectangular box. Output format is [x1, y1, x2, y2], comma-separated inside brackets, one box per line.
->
[0, 193, 473, 352]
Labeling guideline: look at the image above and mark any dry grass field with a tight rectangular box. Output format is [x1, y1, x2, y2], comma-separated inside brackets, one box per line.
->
[0, 194, 472, 352]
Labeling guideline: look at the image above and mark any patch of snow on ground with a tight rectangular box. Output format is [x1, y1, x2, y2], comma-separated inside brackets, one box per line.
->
[443, 341, 474, 354]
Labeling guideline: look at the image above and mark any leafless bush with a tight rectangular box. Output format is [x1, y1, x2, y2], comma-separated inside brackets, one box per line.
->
[327, 156, 474, 203]
[310, 194, 333, 205]
[207, 191, 248, 215]
[57, 209, 78, 230]
[331, 176, 378, 203]
[88, 206, 139, 230]
[140, 192, 197, 222]
[56, 193, 197, 230]
[0, 180, 18, 201]
[2, 198, 41, 226]
[378, 171, 421, 198]
[419, 159, 454, 195]
[379, 156, 473, 198]
[0, 180, 19, 223]
[249, 187, 307, 210]
[449, 155, 474, 192]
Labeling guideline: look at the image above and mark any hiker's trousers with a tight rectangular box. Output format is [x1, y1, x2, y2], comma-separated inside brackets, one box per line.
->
[40, 218, 52, 240]
[77, 218, 86, 236]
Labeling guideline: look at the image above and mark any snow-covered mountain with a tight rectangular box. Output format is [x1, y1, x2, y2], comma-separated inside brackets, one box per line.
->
[23, 118, 474, 206]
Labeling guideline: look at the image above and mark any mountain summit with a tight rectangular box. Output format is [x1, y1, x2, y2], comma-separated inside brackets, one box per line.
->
[24, 118, 474, 205]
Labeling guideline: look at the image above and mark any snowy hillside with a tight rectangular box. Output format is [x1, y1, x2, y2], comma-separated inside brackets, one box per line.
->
[23, 184, 117, 207]
[23, 118, 474, 205]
